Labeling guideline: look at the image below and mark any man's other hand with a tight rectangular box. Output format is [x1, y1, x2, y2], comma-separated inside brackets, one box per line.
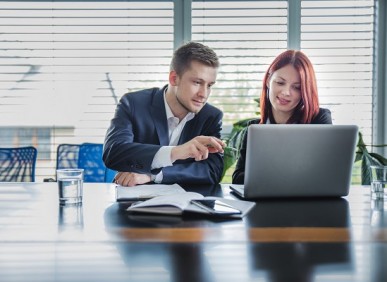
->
[114, 172, 151, 187]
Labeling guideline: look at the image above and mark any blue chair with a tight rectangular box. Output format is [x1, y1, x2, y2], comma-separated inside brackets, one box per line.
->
[78, 143, 106, 182]
[56, 144, 80, 170]
[104, 167, 116, 183]
[53, 143, 116, 183]
[0, 146, 37, 182]
[44, 143, 80, 182]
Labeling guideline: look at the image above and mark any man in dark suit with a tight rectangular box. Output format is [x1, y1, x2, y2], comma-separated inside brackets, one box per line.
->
[103, 42, 225, 186]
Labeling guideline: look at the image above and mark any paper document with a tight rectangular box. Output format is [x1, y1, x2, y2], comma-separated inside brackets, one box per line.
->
[116, 183, 186, 201]
[127, 192, 256, 218]
[128, 192, 203, 215]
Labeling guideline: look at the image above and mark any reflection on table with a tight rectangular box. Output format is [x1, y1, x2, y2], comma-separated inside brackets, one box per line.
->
[247, 198, 352, 282]
[0, 182, 386, 281]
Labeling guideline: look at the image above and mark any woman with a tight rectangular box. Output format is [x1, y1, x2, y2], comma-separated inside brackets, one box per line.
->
[232, 49, 332, 184]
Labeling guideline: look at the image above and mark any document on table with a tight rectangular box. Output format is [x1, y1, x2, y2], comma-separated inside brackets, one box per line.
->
[126, 192, 256, 219]
[115, 183, 186, 201]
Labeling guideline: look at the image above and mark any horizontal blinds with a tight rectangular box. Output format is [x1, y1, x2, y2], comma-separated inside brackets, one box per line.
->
[0, 0, 377, 182]
[300, 0, 375, 144]
[0, 1, 174, 181]
[191, 0, 288, 126]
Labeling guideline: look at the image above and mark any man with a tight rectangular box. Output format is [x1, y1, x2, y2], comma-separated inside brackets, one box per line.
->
[103, 42, 225, 186]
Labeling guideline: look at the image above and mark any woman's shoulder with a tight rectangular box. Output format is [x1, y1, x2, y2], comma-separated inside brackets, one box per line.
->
[312, 108, 332, 124]
[318, 107, 331, 115]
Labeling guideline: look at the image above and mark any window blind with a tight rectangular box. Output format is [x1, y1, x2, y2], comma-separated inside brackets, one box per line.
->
[192, 0, 288, 126]
[0, 0, 378, 183]
[0, 1, 174, 180]
[300, 0, 375, 144]
[192, 0, 375, 144]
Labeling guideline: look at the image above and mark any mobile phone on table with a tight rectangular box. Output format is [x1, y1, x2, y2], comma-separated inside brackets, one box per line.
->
[190, 199, 241, 215]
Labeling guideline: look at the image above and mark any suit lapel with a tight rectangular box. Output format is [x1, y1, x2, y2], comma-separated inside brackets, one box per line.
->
[151, 87, 169, 146]
[178, 118, 197, 145]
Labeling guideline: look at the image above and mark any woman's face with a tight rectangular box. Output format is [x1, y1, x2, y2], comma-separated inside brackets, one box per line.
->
[267, 64, 302, 122]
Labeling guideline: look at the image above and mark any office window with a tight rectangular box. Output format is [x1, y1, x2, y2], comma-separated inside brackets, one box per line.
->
[192, 0, 375, 143]
[0, 0, 379, 181]
[192, 0, 288, 127]
[0, 127, 51, 159]
[0, 1, 174, 180]
[301, 0, 375, 143]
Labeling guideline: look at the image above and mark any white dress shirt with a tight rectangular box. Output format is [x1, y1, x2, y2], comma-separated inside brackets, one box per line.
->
[150, 89, 195, 183]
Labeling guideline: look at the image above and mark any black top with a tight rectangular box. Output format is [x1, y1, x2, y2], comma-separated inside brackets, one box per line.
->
[231, 108, 333, 184]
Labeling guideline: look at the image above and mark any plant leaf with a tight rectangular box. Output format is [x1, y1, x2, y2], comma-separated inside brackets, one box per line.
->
[369, 152, 387, 165]
[355, 131, 387, 184]
[221, 146, 238, 179]
[355, 152, 363, 162]
[361, 150, 382, 185]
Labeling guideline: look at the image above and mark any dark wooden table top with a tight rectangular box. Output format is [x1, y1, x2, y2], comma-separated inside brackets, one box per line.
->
[0, 182, 386, 282]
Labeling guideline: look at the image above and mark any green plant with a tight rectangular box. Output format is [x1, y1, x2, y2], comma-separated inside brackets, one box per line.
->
[221, 118, 255, 180]
[355, 132, 387, 185]
[221, 98, 260, 181]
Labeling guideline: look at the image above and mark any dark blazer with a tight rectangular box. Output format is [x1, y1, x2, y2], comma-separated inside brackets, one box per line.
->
[103, 85, 224, 185]
[232, 108, 332, 184]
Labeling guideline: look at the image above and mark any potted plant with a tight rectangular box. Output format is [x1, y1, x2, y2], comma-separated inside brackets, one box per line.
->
[355, 132, 387, 185]
[221, 118, 253, 180]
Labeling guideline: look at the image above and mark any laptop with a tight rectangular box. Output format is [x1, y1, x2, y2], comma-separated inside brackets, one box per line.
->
[230, 124, 358, 199]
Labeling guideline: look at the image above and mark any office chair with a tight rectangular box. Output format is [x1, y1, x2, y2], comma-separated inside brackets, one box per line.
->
[49, 143, 116, 183]
[104, 167, 116, 183]
[0, 146, 38, 182]
[78, 143, 106, 182]
[43, 143, 81, 182]
[56, 144, 80, 170]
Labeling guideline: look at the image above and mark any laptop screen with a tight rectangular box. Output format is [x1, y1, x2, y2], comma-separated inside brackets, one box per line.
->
[241, 124, 358, 199]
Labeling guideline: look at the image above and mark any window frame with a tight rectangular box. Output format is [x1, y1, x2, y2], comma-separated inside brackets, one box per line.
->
[0, 0, 385, 179]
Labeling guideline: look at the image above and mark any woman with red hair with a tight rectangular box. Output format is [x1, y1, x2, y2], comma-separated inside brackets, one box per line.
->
[232, 50, 332, 184]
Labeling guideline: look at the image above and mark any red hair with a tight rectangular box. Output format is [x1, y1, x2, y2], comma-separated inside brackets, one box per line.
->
[260, 50, 320, 124]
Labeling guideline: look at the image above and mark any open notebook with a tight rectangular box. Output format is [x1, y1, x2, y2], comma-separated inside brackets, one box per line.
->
[230, 124, 358, 199]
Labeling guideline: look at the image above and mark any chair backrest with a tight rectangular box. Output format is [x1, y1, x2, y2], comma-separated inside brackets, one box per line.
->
[0, 146, 37, 182]
[56, 144, 80, 169]
[104, 167, 117, 183]
[78, 143, 106, 182]
[55, 143, 115, 183]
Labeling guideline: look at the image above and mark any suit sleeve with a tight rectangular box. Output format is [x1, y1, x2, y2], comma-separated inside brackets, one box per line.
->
[161, 110, 225, 185]
[103, 95, 161, 173]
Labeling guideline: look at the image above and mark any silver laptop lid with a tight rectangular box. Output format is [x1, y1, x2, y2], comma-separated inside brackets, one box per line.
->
[244, 124, 358, 198]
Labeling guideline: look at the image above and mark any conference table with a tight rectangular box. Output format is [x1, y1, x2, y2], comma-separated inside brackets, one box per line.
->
[0, 182, 386, 282]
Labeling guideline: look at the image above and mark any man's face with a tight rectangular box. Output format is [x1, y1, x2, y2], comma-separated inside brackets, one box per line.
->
[172, 60, 217, 114]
